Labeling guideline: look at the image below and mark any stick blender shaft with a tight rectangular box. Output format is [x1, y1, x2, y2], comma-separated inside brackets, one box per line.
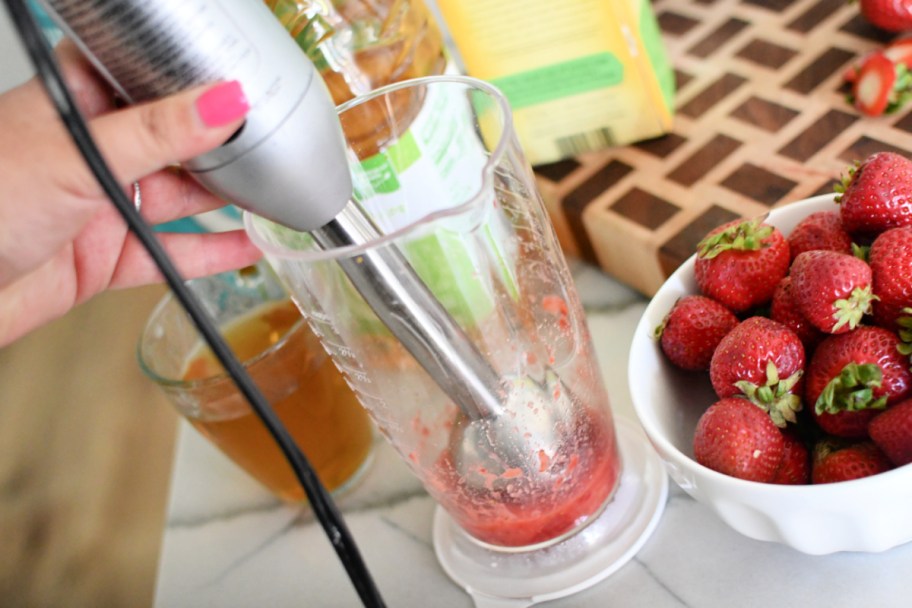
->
[311, 205, 505, 421]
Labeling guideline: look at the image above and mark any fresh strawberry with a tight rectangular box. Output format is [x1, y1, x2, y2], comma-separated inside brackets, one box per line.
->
[770, 276, 825, 353]
[850, 51, 912, 116]
[693, 397, 785, 482]
[654, 295, 738, 371]
[811, 439, 893, 483]
[813, 403, 880, 438]
[709, 317, 805, 427]
[694, 216, 790, 313]
[805, 326, 912, 437]
[789, 250, 876, 334]
[835, 152, 912, 237]
[771, 429, 810, 484]
[859, 0, 912, 32]
[869, 226, 912, 335]
[869, 398, 912, 466]
[786, 210, 853, 262]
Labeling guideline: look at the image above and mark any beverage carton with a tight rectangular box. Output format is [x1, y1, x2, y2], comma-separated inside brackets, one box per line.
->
[434, 0, 675, 165]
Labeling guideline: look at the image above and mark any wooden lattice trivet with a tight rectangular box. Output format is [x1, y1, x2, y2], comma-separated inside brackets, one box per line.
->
[534, 0, 912, 296]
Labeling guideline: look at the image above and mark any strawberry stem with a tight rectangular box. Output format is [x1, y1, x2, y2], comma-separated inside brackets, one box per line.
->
[897, 308, 912, 356]
[814, 362, 888, 414]
[697, 215, 772, 259]
[734, 361, 803, 427]
[834, 162, 860, 203]
[831, 285, 878, 332]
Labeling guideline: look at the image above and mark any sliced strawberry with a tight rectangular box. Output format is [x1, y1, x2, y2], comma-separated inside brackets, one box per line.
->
[847, 39, 912, 86]
[843, 61, 862, 85]
[885, 36, 912, 66]
[853, 52, 899, 116]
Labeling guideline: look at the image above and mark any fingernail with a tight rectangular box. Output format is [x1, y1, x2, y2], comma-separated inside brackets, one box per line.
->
[196, 80, 249, 128]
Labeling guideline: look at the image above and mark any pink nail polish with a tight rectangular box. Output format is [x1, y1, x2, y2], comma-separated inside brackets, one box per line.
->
[196, 80, 249, 128]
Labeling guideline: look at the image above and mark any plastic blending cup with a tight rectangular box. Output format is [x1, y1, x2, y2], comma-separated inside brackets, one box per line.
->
[137, 262, 375, 503]
[245, 76, 622, 549]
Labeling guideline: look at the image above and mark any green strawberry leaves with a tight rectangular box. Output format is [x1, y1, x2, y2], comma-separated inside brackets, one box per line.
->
[831, 285, 878, 332]
[697, 216, 772, 259]
[896, 308, 912, 356]
[886, 63, 912, 114]
[814, 362, 888, 415]
[834, 162, 860, 203]
[851, 242, 870, 262]
[735, 361, 803, 428]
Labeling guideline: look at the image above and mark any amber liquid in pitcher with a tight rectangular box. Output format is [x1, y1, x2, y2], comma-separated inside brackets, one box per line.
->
[182, 300, 374, 501]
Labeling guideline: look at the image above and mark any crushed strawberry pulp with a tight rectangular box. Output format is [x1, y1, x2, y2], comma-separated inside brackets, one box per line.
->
[433, 408, 621, 548]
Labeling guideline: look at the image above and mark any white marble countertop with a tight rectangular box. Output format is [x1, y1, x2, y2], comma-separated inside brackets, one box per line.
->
[153, 262, 912, 607]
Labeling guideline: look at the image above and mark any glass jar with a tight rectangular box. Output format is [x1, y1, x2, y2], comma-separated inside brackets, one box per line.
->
[265, 0, 447, 104]
[266, 0, 447, 151]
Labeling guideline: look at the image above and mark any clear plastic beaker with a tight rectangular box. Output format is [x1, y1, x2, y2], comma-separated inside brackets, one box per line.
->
[245, 76, 621, 549]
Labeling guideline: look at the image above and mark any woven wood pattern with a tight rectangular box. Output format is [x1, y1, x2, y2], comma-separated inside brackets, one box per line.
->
[534, 0, 911, 296]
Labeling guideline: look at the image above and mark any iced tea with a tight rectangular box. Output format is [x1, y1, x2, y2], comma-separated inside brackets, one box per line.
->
[179, 299, 374, 501]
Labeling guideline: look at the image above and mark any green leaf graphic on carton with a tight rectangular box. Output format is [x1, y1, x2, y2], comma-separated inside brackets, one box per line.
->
[356, 131, 421, 196]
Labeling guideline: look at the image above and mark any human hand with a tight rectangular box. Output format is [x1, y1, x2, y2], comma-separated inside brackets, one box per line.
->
[0, 41, 263, 347]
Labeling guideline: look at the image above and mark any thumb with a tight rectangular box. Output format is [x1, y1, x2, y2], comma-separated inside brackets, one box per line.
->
[86, 80, 249, 186]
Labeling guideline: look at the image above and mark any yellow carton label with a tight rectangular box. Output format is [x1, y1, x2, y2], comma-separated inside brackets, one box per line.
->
[436, 0, 674, 164]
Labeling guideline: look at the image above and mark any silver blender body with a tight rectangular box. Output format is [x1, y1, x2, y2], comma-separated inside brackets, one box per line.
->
[41, 0, 572, 487]
[42, 0, 350, 232]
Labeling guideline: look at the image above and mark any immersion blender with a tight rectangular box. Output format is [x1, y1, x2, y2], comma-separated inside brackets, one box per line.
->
[40, 0, 577, 497]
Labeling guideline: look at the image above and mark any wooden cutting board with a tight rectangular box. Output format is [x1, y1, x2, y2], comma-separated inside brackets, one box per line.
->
[534, 0, 912, 296]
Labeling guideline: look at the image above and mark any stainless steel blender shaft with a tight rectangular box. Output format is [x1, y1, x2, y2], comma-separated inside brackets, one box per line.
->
[312, 203, 505, 421]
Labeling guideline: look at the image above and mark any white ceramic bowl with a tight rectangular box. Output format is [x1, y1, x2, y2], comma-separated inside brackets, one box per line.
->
[628, 194, 912, 555]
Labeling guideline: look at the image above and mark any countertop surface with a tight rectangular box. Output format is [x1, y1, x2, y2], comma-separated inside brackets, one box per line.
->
[153, 262, 912, 608]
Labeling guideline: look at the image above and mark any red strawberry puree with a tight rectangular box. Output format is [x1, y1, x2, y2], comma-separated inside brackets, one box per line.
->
[430, 409, 621, 548]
